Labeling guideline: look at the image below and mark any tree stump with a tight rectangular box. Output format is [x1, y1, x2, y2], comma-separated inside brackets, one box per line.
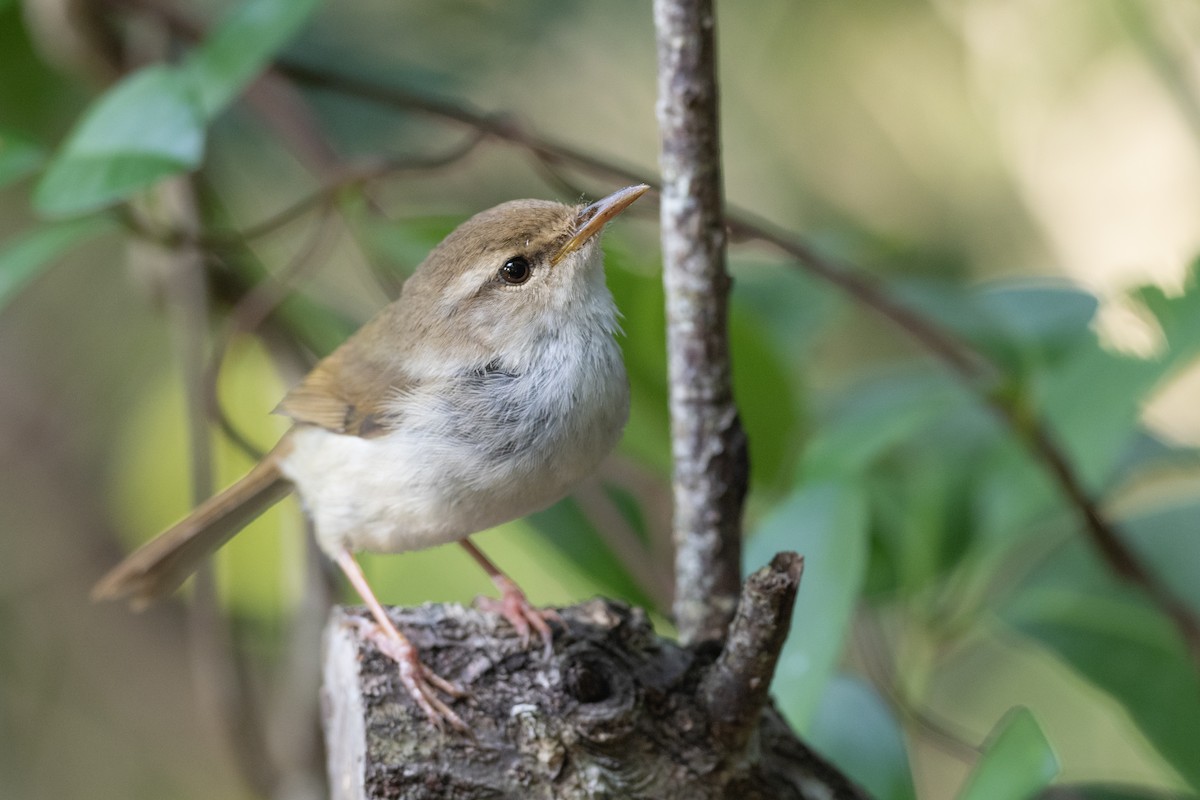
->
[321, 553, 868, 799]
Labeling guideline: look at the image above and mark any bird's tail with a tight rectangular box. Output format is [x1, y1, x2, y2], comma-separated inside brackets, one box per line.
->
[92, 438, 294, 609]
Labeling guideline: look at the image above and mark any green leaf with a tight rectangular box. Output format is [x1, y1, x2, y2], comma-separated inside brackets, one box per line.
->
[604, 248, 671, 472]
[1039, 260, 1200, 492]
[34, 0, 320, 216]
[954, 265, 1200, 560]
[809, 675, 916, 800]
[894, 279, 1098, 376]
[969, 282, 1099, 375]
[183, 0, 322, 118]
[869, 433, 978, 594]
[730, 297, 804, 491]
[0, 129, 44, 188]
[345, 209, 458, 277]
[746, 481, 869, 728]
[602, 483, 650, 548]
[1035, 785, 1190, 800]
[800, 371, 965, 480]
[0, 217, 116, 310]
[34, 66, 205, 216]
[730, 256, 838, 377]
[1123, 502, 1200, 617]
[1107, 430, 1200, 496]
[973, 282, 1098, 353]
[1000, 528, 1200, 789]
[958, 708, 1059, 800]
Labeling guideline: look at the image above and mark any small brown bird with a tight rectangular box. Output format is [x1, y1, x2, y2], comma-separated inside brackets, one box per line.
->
[93, 184, 650, 729]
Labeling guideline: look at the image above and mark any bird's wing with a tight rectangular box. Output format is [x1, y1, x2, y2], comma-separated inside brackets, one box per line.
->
[275, 339, 411, 438]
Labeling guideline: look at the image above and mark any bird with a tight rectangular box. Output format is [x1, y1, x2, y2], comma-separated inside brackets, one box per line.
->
[93, 183, 651, 729]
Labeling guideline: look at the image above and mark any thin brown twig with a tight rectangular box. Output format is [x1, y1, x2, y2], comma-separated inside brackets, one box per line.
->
[133, 138, 487, 251]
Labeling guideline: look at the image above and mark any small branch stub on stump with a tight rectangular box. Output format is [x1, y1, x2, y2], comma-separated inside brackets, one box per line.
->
[321, 552, 867, 800]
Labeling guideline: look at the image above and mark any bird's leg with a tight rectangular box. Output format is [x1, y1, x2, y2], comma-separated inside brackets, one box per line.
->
[333, 549, 466, 731]
[459, 538, 560, 655]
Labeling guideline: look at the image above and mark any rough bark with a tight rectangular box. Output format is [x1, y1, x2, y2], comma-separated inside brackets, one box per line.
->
[321, 554, 867, 800]
[655, 0, 749, 648]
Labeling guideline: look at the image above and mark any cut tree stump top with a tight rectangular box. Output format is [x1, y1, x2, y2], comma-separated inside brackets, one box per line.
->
[322, 596, 867, 800]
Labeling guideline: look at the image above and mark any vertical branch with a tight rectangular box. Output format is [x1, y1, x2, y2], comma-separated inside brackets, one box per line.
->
[654, 0, 749, 646]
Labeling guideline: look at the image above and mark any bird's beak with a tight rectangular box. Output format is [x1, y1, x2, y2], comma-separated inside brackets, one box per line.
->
[552, 184, 650, 266]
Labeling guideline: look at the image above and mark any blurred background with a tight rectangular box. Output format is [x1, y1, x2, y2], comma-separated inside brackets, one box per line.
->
[2, 0, 1199, 798]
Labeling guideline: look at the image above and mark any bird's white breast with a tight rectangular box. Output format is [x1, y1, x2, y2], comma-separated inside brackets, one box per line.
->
[279, 327, 628, 556]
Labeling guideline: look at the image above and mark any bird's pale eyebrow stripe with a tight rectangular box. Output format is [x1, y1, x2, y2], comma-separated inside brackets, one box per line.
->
[446, 266, 486, 303]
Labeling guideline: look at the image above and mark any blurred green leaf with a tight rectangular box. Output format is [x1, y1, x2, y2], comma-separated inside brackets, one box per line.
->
[1040, 785, 1190, 800]
[0, 217, 116, 311]
[809, 675, 916, 800]
[971, 436, 1058, 550]
[945, 266, 1200, 564]
[0, 128, 44, 188]
[1001, 526, 1200, 789]
[35, 0, 320, 216]
[1107, 430, 1200, 495]
[958, 707, 1058, 800]
[800, 371, 964, 480]
[894, 280, 1098, 377]
[746, 480, 868, 728]
[969, 282, 1099, 376]
[184, 0, 322, 118]
[1040, 261, 1200, 492]
[526, 496, 656, 612]
[869, 436, 976, 595]
[972, 283, 1098, 353]
[1123, 503, 1200, 617]
[602, 483, 650, 548]
[346, 209, 458, 277]
[604, 249, 672, 473]
[730, 297, 804, 491]
[730, 257, 838, 377]
[34, 66, 205, 216]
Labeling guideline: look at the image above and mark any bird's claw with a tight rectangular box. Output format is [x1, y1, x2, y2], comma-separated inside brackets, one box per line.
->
[475, 575, 559, 657]
[351, 617, 468, 731]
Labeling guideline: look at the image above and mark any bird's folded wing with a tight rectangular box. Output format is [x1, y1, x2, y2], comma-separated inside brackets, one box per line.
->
[275, 345, 408, 438]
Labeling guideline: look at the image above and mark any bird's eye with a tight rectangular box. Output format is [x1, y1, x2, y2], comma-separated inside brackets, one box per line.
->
[499, 256, 532, 285]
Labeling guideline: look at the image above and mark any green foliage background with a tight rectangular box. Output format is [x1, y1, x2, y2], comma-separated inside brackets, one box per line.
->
[1, 1, 1199, 798]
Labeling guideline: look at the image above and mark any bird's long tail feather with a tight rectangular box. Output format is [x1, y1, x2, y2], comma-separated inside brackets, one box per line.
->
[92, 439, 293, 609]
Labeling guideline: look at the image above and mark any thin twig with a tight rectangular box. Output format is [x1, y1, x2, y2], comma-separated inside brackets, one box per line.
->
[127, 140, 486, 250]
[210, 139, 486, 246]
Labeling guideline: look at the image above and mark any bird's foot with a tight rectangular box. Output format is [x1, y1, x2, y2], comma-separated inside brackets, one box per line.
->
[475, 574, 561, 656]
[350, 617, 467, 731]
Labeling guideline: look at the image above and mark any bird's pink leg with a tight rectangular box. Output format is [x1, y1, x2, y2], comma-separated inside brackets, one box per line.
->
[334, 549, 466, 731]
[459, 538, 560, 655]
